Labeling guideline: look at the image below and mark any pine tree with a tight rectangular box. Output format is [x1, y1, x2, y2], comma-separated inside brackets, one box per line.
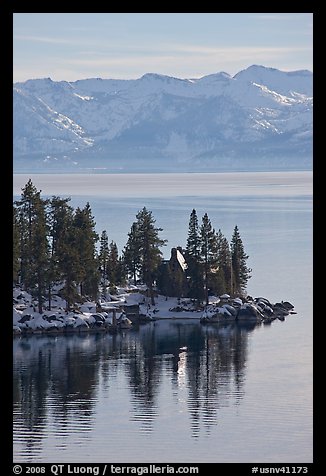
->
[14, 180, 49, 313]
[56, 202, 99, 309]
[230, 225, 252, 296]
[186, 209, 201, 260]
[58, 222, 81, 311]
[13, 205, 20, 284]
[47, 196, 74, 309]
[117, 256, 126, 286]
[108, 240, 119, 288]
[32, 197, 49, 313]
[200, 213, 218, 305]
[135, 207, 167, 304]
[216, 229, 232, 295]
[123, 222, 142, 285]
[14, 179, 38, 290]
[98, 230, 110, 296]
[185, 209, 204, 302]
[72, 203, 99, 300]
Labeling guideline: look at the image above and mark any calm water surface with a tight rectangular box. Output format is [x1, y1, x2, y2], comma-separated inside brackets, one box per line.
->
[13, 172, 313, 463]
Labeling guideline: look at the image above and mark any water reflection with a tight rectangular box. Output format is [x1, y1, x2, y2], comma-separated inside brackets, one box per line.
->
[13, 320, 258, 460]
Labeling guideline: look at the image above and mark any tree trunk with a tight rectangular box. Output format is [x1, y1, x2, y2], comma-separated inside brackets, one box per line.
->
[65, 278, 71, 312]
[205, 264, 209, 306]
[38, 285, 43, 314]
[48, 284, 52, 311]
[149, 282, 155, 306]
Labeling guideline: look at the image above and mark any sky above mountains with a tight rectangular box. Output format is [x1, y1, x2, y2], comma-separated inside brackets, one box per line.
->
[13, 13, 313, 82]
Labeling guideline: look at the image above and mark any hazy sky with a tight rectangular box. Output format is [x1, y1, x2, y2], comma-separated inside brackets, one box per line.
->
[13, 13, 313, 82]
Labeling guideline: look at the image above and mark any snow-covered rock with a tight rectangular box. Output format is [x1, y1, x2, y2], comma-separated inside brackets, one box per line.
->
[25, 315, 52, 330]
[237, 303, 262, 321]
[13, 309, 23, 325]
[80, 302, 97, 313]
[12, 284, 296, 333]
[73, 316, 90, 329]
[220, 294, 231, 299]
[200, 303, 237, 323]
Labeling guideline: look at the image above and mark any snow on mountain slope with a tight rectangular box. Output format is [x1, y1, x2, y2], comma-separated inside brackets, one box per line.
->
[234, 64, 312, 97]
[13, 65, 313, 171]
[13, 87, 93, 155]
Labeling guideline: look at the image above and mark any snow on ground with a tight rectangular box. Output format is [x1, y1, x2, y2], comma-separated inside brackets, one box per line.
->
[137, 295, 202, 319]
[12, 284, 294, 334]
[12, 284, 210, 334]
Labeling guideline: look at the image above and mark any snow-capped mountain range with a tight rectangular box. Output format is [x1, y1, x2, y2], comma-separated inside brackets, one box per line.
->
[13, 65, 313, 172]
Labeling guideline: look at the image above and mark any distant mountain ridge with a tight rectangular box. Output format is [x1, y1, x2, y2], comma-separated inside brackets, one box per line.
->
[13, 65, 313, 172]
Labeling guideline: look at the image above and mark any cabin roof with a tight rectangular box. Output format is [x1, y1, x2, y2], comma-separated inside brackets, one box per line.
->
[176, 249, 187, 271]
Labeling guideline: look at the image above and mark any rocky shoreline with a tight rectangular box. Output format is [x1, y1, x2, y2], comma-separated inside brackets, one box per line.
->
[13, 287, 296, 337]
[200, 294, 296, 324]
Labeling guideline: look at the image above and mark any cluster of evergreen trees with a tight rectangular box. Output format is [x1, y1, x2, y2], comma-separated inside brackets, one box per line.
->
[156, 209, 251, 304]
[184, 209, 251, 304]
[13, 180, 251, 312]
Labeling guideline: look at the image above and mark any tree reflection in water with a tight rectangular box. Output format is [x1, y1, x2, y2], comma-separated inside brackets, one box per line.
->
[13, 321, 258, 456]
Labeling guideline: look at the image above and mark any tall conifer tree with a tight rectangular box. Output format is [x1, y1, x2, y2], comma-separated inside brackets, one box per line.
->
[108, 240, 120, 287]
[216, 229, 232, 295]
[123, 222, 142, 285]
[98, 230, 110, 295]
[230, 225, 251, 296]
[185, 209, 204, 302]
[135, 207, 167, 305]
[73, 203, 99, 299]
[200, 213, 218, 305]
[48, 196, 73, 309]
[13, 205, 20, 284]
[14, 179, 49, 312]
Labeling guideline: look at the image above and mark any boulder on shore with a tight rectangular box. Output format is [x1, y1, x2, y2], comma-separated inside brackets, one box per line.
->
[237, 303, 261, 322]
[201, 295, 296, 324]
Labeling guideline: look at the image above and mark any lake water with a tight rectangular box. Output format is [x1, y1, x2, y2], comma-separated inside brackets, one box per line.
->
[13, 172, 313, 463]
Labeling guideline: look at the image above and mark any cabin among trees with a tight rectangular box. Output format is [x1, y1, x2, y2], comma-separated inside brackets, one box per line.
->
[13, 181, 251, 313]
[157, 247, 189, 298]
